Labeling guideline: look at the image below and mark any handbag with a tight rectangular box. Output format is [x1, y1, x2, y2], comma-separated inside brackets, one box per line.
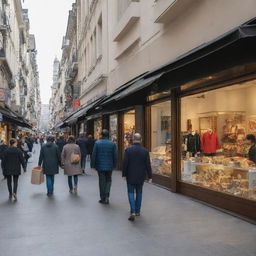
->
[71, 152, 80, 164]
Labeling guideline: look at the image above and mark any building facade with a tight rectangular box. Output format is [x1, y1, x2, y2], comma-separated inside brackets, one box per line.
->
[50, 0, 256, 220]
[0, 0, 41, 140]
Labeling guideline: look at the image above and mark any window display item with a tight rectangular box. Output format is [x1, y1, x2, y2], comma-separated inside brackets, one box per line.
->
[186, 131, 200, 156]
[201, 129, 220, 155]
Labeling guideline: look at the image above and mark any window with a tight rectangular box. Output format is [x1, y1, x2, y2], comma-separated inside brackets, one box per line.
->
[117, 0, 132, 21]
[180, 80, 256, 201]
[97, 15, 103, 58]
[150, 101, 172, 177]
[124, 110, 135, 149]
[110, 114, 118, 144]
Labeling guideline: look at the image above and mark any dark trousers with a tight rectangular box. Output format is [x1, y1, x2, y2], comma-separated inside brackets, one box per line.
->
[68, 175, 78, 190]
[97, 171, 112, 200]
[80, 155, 86, 171]
[46, 175, 55, 194]
[127, 183, 143, 214]
[6, 175, 19, 195]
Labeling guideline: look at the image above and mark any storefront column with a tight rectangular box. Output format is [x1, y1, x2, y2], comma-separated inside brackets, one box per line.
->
[102, 114, 110, 131]
[171, 89, 180, 193]
[135, 105, 145, 144]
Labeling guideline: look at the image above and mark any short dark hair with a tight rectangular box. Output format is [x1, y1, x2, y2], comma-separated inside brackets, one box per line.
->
[67, 135, 75, 143]
[47, 136, 55, 142]
[101, 129, 109, 138]
[10, 138, 17, 146]
[246, 134, 256, 143]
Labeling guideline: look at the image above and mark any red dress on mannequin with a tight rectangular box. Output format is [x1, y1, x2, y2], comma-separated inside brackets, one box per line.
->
[201, 131, 220, 155]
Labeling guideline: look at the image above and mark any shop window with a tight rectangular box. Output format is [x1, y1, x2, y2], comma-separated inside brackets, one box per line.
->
[110, 114, 118, 144]
[124, 110, 135, 149]
[180, 80, 256, 201]
[94, 119, 102, 140]
[150, 101, 171, 177]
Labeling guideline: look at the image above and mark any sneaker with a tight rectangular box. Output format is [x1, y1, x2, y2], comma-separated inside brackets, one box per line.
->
[135, 213, 140, 217]
[73, 187, 77, 194]
[12, 193, 17, 201]
[105, 198, 109, 204]
[9, 194, 12, 200]
[99, 199, 107, 204]
[128, 214, 136, 221]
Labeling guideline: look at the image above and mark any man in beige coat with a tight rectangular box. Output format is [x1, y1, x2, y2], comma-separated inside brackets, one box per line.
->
[61, 136, 82, 193]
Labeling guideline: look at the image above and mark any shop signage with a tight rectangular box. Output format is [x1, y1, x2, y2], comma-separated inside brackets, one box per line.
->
[73, 99, 80, 109]
[0, 88, 8, 103]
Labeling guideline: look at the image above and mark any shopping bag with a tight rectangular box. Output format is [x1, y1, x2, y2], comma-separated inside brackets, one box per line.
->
[31, 167, 44, 184]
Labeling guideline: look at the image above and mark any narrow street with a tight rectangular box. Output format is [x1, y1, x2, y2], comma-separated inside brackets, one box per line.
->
[0, 144, 255, 256]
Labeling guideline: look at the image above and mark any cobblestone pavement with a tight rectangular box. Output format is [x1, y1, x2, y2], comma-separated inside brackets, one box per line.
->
[0, 144, 255, 256]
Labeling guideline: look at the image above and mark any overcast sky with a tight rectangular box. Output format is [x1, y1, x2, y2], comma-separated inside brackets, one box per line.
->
[22, 0, 74, 104]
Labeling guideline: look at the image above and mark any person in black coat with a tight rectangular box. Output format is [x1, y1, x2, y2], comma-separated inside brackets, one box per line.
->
[122, 133, 152, 221]
[76, 133, 87, 173]
[246, 134, 256, 163]
[1, 139, 26, 201]
[38, 136, 61, 196]
[86, 134, 95, 165]
[56, 134, 66, 154]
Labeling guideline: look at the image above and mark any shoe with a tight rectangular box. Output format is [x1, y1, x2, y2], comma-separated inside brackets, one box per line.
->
[12, 193, 17, 201]
[98, 199, 107, 204]
[9, 194, 12, 200]
[135, 213, 140, 217]
[47, 192, 53, 197]
[105, 198, 109, 204]
[73, 187, 77, 194]
[69, 190, 73, 194]
[128, 214, 136, 221]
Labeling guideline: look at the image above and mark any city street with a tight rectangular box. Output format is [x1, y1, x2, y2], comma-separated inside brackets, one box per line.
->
[0, 144, 255, 256]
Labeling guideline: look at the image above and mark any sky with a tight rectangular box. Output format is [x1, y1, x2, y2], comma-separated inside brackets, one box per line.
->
[22, 0, 75, 104]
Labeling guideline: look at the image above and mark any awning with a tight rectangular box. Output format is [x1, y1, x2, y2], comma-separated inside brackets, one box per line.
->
[99, 17, 256, 109]
[0, 106, 32, 128]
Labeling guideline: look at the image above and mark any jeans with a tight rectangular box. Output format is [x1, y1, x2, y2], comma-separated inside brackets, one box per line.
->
[68, 175, 78, 190]
[127, 183, 143, 214]
[46, 175, 55, 194]
[97, 171, 112, 201]
[80, 155, 86, 171]
[6, 175, 19, 195]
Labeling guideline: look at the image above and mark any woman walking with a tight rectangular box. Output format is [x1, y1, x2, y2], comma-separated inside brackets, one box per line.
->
[61, 136, 82, 194]
[1, 139, 26, 201]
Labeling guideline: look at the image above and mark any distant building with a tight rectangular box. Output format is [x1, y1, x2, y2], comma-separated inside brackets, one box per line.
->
[40, 104, 49, 131]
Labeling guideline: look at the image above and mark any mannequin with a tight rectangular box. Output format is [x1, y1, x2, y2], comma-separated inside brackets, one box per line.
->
[186, 130, 201, 156]
[201, 128, 220, 156]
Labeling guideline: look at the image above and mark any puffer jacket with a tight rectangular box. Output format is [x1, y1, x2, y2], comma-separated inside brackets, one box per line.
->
[91, 138, 117, 171]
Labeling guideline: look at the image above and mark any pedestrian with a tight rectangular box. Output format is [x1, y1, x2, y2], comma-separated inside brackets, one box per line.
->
[39, 136, 44, 148]
[91, 129, 117, 204]
[38, 136, 61, 197]
[19, 138, 30, 167]
[86, 134, 95, 165]
[56, 133, 66, 154]
[25, 136, 33, 153]
[62, 136, 82, 194]
[1, 138, 26, 201]
[0, 140, 8, 180]
[122, 133, 152, 221]
[76, 133, 87, 174]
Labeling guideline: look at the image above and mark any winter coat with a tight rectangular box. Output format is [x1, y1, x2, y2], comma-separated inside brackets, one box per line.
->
[56, 137, 66, 153]
[123, 143, 152, 184]
[38, 142, 60, 175]
[201, 131, 220, 154]
[248, 144, 256, 163]
[1, 147, 26, 176]
[187, 133, 201, 153]
[76, 137, 87, 156]
[61, 143, 82, 176]
[0, 144, 8, 160]
[86, 138, 95, 155]
[91, 138, 117, 171]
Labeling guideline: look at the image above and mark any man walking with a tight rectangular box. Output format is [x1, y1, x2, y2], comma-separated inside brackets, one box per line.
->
[76, 133, 87, 174]
[91, 129, 117, 204]
[38, 136, 61, 196]
[123, 133, 152, 221]
[56, 133, 66, 154]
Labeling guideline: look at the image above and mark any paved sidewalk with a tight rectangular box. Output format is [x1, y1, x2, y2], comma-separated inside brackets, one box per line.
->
[0, 144, 255, 256]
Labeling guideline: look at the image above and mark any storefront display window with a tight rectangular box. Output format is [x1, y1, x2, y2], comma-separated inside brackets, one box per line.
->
[150, 101, 171, 177]
[124, 110, 135, 148]
[109, 114, 118, 144]
[181, 81, 256, 201]
[94, 119, 102, 140]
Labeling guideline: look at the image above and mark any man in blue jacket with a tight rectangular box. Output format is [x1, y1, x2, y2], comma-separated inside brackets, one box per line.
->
[91, 129, 117, 204]
[123, 133, 152, 221]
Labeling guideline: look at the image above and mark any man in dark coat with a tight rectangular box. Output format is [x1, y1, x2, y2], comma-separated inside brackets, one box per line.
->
[56, 134, 66, 154]
[91, 129, 118, 204]
[123, 133, 152, 221]
[86, 134, 95, 165]
[38, 136, 61, 196]
[1, 139, 26, 201]
[76, 133, 87, 174]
